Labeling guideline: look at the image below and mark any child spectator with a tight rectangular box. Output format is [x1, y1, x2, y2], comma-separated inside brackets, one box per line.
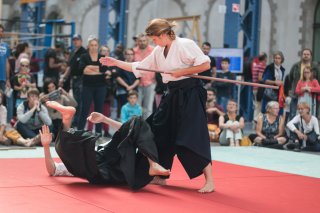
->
[120, 90, 142, 123]
[214, 58, 235, 111]
[295, 66, 320, 116]
[12, 58, 36, 108]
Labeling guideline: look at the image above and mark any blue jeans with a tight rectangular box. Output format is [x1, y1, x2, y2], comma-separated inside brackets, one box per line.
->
[16, 122, 39, 138]
[289, 97, 298, 120]
[78, 85, 107, 133]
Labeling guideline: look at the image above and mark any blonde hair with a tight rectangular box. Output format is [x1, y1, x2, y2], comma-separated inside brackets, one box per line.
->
[298, 102, 310, 113]
[302, 65, 313, 81]
[20, 58, 30, 65]
[87, 35, 98, 45]
[145, 18, 176, 40]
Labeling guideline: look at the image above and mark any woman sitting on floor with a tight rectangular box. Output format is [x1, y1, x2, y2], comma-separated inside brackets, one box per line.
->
[286, 102, 320, 152]
[40, 101, 170, 190]
[249, 101, 286, 149]
[219, 99, 245, 146]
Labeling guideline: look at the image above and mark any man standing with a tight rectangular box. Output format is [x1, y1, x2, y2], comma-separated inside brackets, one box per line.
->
[201, 42, 216, 88]
[62, 34, 87, 127]
[0, 24, 10, 91]
[133, 33, 154, 119]
[288, 48, 320, 119]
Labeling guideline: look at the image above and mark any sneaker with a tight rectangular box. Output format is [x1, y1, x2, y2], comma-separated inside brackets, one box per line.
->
[293, 142, 301, 152]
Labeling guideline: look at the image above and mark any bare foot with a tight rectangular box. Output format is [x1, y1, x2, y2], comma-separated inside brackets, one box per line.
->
[198, 181, 215, 193]
[46, 101, 76, 119]
[150, 176, 167, 185]
[149, 162, 171, 176]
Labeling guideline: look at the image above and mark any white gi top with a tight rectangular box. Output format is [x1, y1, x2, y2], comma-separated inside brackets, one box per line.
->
[287, 114, 320, 134]
[53, 162, 73, 177]
[132, 37, 210, 83]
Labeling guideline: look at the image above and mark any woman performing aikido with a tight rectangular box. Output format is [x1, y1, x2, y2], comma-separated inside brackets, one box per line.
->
[40, 101, 170, 190]
[100, 18, 215, 193]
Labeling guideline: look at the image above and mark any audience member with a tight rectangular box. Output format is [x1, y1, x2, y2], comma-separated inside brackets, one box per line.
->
[295, 65, 320, 116]
[200, 42, 216, 87]
[261, 51, 285, 114]
[77, 35, 107, 134]
[219, 99, 244, 146]
[134, 33, 155, 119]
[288, 48, 320, 119]
[252, 53, 267, 121]
[15, 88, 52, 146]
[120, 90, 142, 123]
[214, 58, 235, 111]
[14, 42, 31, 73]
[206, 88, 224, 142]
[286, 102, 320, 152]
[12, 58, 36, 108]
[115, 48, 140, 116]
[249, 101, 286, 149]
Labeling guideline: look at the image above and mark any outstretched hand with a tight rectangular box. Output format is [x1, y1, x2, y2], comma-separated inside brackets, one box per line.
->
[99, 56, 117, 67]
[39, 125, 52, 147]
[87, 112, 105, 124]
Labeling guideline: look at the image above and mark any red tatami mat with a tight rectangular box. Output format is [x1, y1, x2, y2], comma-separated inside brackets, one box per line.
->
[0, 158, 319, 213]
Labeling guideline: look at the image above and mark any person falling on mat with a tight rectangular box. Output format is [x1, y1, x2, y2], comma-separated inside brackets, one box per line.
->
[40, 101, 170, 190]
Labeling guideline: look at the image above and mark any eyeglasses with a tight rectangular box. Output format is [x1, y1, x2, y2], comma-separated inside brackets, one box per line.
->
[20, 64, 29, 68]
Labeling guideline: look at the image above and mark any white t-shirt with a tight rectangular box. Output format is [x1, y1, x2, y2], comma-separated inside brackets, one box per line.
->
[132, 37, 210, 83]
[287, 114, 320, 134]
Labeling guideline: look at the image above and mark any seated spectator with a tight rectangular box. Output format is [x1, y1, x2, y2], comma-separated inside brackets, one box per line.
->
[40, 78, 77, 138]
[286, 102, 320, 152]
[0, 90, 11, 145]
[295, 66, 320, 116]
[15, 88, 52, 146]
[206, 88, 224, 142]
[12, 58, 36, 108]
[120, 90, 142, 123]
[219, 99, 244, 146]
[249, 101, 286, 149]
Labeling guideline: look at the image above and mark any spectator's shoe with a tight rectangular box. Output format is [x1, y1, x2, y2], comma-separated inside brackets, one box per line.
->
[293, 142, 301, 152]
[283, 141, 294, 150]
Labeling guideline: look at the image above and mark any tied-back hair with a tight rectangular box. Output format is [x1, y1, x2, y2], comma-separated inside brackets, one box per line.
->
[145, 18, 177, 40]
[302, 65, 313, 81]
[298, 102, 311, 114]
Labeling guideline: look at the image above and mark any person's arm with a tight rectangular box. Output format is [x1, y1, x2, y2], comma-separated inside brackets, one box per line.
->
[219, 115, 228, 129]
[40, 125, 56, 176]
[48, 57, 61, 69]
[255, 115, 266, 139]
[16, 103, 36, 123]
[100, 57, 133, 72]
[116, 76, 129, 88]
[120, 106, 128, 123]
[287, 115, 305, 139]
[87, 112, 122, 130]
[310, 79, 320, 93]
[295, 80, 304, 95]
[170, 62, 210, 78]
[6, 59, 11, 88]
[128, 79, 140, 90]
[38, 105, 52, 126]
[312, 117, 320, 135]
[275, 116, 285, 138]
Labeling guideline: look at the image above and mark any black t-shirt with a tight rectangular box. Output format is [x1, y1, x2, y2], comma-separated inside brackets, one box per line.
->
[114, 68, 138, 90]
[44, 48, 59, 80]
[69, 46, 87, 76]
[79, 53, 107, 87]
[199, 55, 216, 83]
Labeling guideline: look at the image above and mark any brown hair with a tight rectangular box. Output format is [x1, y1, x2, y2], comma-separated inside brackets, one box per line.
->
[27, 88, 40, 97]
[302, 65, 313, 81]
[127, 90, 138, 98]
[145, 19, 176, 40]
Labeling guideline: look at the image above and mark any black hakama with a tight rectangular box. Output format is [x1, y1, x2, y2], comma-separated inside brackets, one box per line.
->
[147, 78, 211, 179]
[55, 116, 158, 190]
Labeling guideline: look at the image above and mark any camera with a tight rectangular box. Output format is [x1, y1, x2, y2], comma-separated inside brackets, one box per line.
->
[48, 90, 62, 101]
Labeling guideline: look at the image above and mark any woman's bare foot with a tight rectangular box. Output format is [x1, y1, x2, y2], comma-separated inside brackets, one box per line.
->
[150, 176, 167, 185]
[46, 101, 76, 120]
[198, 181, 215, 193]
[149, 162, 171, 176]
